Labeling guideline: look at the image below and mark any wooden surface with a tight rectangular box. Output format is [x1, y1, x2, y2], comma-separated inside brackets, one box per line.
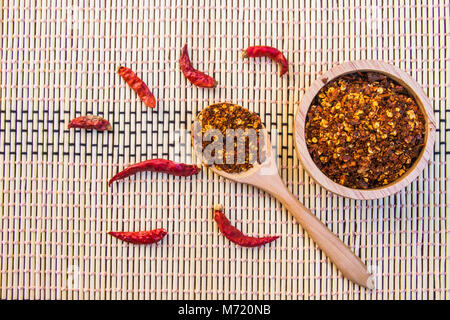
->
[294, 60, 436, 200]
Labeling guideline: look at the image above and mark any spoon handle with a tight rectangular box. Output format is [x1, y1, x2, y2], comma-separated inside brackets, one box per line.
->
[263, 175, 374, 289]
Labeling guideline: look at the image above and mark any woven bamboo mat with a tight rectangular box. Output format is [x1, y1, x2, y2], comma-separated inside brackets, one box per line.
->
[0, 0, 448, 300]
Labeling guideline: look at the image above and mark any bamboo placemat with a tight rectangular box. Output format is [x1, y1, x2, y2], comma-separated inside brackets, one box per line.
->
[0, 0, 448, 300]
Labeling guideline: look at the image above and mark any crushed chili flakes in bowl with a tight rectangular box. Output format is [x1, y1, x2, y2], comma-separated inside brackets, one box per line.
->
[305, 71, 426, 189]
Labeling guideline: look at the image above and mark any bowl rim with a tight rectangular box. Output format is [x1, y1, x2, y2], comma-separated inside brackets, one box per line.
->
[294, 60, 436, 200]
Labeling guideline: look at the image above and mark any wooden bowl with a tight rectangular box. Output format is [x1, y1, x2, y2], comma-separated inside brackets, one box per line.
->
[294, 60, 436, 200]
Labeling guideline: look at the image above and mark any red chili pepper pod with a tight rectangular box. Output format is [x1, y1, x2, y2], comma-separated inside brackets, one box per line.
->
[108, 229, 167, 245]
[108, 158, 200, 186]
[242, 46, 289, 77]
[68, 115, 112, 131]
[213, 204, 279, 247]
[180, 44, 218, 88]
[118, 66, 156, 108]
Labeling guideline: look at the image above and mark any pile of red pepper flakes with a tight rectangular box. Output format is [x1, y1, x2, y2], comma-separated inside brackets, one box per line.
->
[305, 72, 426, 189]
[196, 103, 266, 174]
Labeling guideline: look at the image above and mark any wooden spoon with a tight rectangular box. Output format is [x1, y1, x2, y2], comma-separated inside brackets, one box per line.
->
[192, 104, 375, 289]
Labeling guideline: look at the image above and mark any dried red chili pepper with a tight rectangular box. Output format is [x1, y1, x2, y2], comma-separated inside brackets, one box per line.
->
[213, 204, 279, 247]
[179, 44, 217, 88]
[108, 159, 200, 186]
[68, 115, 112, 131]
[118, 66, 156, 108]
[108, 229, 167, 245]
[242, 46, 288, 77]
